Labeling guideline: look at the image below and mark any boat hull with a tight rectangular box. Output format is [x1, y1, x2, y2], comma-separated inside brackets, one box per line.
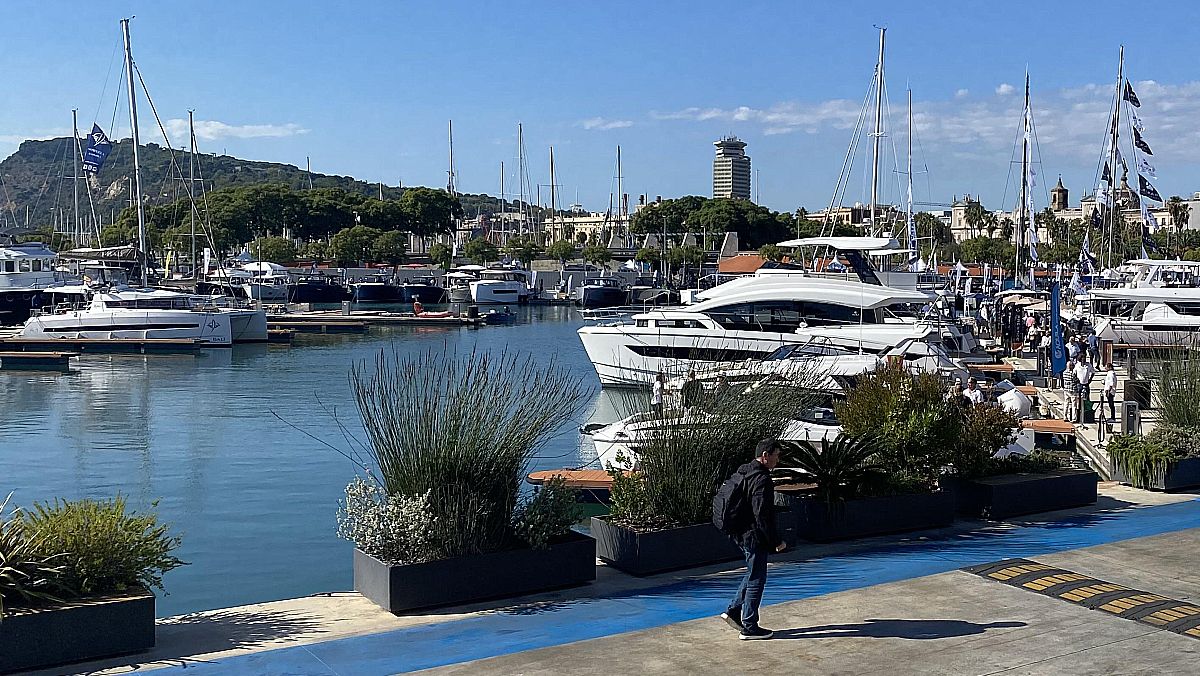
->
[0, 290, 48, 326]
[576, 286, 629, 309]
[399, 284, 448, 304]
[21, 309, 234, 345]
[470, 281, 527, 305]
[289, 282, 351, 304]
[353, 283, 401, 302]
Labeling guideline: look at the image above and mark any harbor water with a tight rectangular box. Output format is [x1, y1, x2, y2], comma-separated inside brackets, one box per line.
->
[0, 305, 612, 617]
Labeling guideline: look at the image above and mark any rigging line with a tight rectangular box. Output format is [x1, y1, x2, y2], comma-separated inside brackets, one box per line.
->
[92, 37, 122, 126]
[998, 105, 1023, 214]
[1029, 111, 1050, 208]
[131, 63, 191, 206]
[820, 71, 874, 236]
[29, 137, 67, 226]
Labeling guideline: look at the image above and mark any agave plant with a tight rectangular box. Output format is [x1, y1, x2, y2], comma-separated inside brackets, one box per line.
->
[0, 494, 63, 620]
[779, 434, 887, 502]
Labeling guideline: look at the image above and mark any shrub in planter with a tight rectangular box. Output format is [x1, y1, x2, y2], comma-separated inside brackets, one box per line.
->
[1, 494, 183, 672]
[1108, 433, 1190, 490]
[343, 347, 594, 610]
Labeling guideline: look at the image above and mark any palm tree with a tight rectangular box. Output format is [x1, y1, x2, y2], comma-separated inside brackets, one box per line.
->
[1168, 196, 1190, 230]
[964, 199, 988, 238]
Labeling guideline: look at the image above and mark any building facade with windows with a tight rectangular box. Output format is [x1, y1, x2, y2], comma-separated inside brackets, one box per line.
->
[713, 136, 751, 201]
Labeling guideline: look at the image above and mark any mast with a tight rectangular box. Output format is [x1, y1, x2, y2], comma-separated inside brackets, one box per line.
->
[517, 123, 526, 237]
[121, 17, 147, 287]
[869, 26, 886, 235]
[616, 145, 624, 245]
[447, 119, 456, 195]
[71, 109, 81, 246]
[549, 146, 557, 223]
[906, 87, 914, 270]
[498, 161, 505, 237]
[1105, 47, 1124, 270]
[306, 156, 312, 190]
[188, 109, 197, 278]
[1017, 72, 1029, 287]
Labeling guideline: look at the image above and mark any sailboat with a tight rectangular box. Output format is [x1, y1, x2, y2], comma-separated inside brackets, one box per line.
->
[21, 19, 259, 345]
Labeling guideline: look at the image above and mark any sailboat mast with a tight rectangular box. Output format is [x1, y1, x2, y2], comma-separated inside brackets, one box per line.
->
[616, 145, 624, 245]
[121, 18, 147, 287]
[1106, 47, 1124, 270]
[869, 26, 886, 236]
[306, 156, 313, 190]
[1017, 73, 1029, 286]
[517, 123, 526, 238]
[906, 88, 913, 254]
[447, 119, 455, 195]
[188, 109, 197, 278]
[499, 161, 505, 233]
[549, 146, 556, 222]
[71, 109, 81, 246]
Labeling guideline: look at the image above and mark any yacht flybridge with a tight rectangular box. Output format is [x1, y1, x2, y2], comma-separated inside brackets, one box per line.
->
[1090, 259, 1200, 345]
[577, 237, 947, 386]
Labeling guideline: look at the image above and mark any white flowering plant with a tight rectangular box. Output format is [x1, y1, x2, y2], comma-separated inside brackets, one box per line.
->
[337, 477, 437, 566]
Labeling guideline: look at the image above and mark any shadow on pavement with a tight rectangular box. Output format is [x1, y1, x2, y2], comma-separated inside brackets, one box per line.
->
[774, 618, 1026, 640]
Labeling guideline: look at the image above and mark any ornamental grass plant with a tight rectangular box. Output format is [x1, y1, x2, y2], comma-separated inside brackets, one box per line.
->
[349, 347, 590, 560]
[607, 363, 824, 530]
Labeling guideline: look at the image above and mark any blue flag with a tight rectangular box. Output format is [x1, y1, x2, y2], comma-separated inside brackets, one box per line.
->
[1050, 282, 1067, 375]
[82, 124, 112, 173]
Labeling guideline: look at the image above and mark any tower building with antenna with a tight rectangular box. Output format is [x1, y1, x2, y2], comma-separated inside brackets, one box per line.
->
[712, 136, 751, 201]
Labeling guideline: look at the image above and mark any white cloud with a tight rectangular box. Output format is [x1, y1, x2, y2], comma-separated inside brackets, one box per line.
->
[955, 88, 970, 99]
[163, 119, 308, 142]
[579, 117, 633, 131]
[996, 83, 1015, 96]
[650, 80, 1200, 166]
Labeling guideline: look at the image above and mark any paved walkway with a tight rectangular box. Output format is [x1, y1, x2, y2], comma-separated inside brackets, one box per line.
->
[44, 485, 1200, 675]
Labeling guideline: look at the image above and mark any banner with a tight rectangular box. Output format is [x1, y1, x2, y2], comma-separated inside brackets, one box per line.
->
[1050, 282, 1067, 375]
[81, 124, 112, 173]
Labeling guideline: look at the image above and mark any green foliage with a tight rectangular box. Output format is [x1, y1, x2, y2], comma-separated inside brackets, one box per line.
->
[1147, 422, 1200, 459]
[512, 476, 581, 550]
[337, 477, 436, 566]
[398, 187, 463, 237]
[959, 236, 1015, 264]
[667, 244, 703, 268]
[252, 236, 298, 264]
[428, 242, 454, 269]
[779, 435, 887, 502]
[502, 235, 543, 266]
[545, 240, 577, 264]
[758, 244, 783, 262]
[952, 405, 1022, 478]
[607, 368, 823, 529]
[463, 238, 499, 265]
[634, 247, 661, 265]
[0, 495, 64, 619]
[1108, 434, 1183, 489]
[301, 239, 329, 262]
[24, 496, 184, 598]
[1156, 352, 1200, 429]
[984, 450, 1064, 476]
[350, 347, 590, 558]
[330, 225, 382, 266]
[628, 196, 794, 249]
[371, 230, 408, 265]
[581, 244, 612, 266]
[835, 362, 959, 491]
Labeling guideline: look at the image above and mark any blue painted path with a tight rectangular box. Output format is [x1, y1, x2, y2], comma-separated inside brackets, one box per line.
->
[156, 499, 1200, 675]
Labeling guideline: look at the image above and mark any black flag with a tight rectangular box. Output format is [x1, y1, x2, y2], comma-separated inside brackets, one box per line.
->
[1133, 128, 1153, 155]
[1090, 208, 1102, 229]
[1102, 161, 1112, 184]
[1139, 174, 1163, 202]
[1124, 80, 1141, 107]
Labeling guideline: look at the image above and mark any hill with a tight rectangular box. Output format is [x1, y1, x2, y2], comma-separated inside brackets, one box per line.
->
[0, 137, 531, 232]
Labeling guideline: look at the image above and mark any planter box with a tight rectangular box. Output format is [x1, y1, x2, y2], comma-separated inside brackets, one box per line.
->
[948, 469, 1099, 519]
[354, 530, 596, 613]
[777, 491, 955, 543]
[590, 518, 742, 576]
[1112, 456, 1200, 492]
[0, 590, 154, 674]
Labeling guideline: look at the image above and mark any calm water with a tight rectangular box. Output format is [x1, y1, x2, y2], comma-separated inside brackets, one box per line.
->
[0, 305, 620, 617]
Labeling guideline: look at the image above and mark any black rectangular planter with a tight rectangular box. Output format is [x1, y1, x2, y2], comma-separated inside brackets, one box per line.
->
[949, 469, 1099, 519]
[354, 530, 596, 613]
[777, 490, 955, 543]
[1112, 456, 1200, 492]
[590, 517, 742, 576]
[0, 590, 155, 674]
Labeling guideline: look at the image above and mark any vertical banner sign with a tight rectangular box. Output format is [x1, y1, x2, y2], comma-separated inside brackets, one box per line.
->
[1050, 282, 1067, 375]
[82, 124, 113, 173]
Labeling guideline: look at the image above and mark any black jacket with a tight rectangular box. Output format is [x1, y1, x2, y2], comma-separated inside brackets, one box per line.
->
[737, 460, 779, 551]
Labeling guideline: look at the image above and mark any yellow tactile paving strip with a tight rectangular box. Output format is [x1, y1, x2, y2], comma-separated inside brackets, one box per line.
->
[965, 558, 1200, 639]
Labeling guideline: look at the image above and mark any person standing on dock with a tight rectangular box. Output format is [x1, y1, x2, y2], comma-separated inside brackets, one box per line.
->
[1063, 358, 1080, 422]
[1103, 363, 1118, 422]
[720, 439, 786, 640]
[651, 372, 665, 417]
[1088, 332, 1100, 367]
[1074, 358, 1095, 425]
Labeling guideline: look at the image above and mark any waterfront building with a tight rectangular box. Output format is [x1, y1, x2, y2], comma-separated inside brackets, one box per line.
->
[713, 137, 751, 201]
[543, 204, 630, 247]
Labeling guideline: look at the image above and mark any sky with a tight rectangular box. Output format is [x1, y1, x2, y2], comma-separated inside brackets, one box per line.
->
[5, 1, 1200, 216]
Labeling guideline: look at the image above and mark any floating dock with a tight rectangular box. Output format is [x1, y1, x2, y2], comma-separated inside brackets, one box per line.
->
[0, 350, 76, 370]
[266, 319, 369, 334]
[0, 337, 211, 353]
[267, 310, 483, 329]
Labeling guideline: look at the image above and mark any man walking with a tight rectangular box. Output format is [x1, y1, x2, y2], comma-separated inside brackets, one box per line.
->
[1074, 358, 1095, 425]
[721, 439, 786, 640]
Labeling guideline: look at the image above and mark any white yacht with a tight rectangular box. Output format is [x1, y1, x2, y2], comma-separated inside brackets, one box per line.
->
[1089, 259, 1200, 346]
[470, 267, 531, 305]
[22, 288, 236, 345]
[0, 241, 64, 325]
[445, 266, 483, 304]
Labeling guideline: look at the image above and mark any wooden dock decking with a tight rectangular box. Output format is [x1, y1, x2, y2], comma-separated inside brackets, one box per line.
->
[527, 469, 621, 490]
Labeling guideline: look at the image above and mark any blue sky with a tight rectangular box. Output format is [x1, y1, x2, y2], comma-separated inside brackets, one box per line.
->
[5, 1, 1200, 215]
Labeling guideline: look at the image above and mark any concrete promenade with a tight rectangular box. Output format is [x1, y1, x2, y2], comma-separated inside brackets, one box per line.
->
[40, 485, 1199, 676]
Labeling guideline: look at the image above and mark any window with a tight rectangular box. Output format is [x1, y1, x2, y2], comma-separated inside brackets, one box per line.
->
[31, 259, 42, 272]
[655, 319, 705, 328]
[18, 260, 30, 272]
[709, 301, 871, 331]
[2, 261, 13, 273]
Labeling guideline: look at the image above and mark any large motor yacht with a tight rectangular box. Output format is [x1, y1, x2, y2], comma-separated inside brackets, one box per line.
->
[1090, 259, 1200, 345]
[470, 267, 531, 304]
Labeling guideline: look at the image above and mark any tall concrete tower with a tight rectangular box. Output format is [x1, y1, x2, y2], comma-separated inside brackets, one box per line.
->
[713, 136, 751, 201]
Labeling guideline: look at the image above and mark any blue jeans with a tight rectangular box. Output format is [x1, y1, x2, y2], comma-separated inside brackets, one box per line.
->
[727, 540, 768, 630]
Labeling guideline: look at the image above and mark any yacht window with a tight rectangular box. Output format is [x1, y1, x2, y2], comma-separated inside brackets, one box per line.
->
[2, 261, 12, 273]
[799, 302, 866, 326]
[18, 260, 30, 272]
[1166, 303, 1200, 316]
[655, 319, 704, 328]
[636, 319, 649, 327]
[31, 259, 42, 272]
